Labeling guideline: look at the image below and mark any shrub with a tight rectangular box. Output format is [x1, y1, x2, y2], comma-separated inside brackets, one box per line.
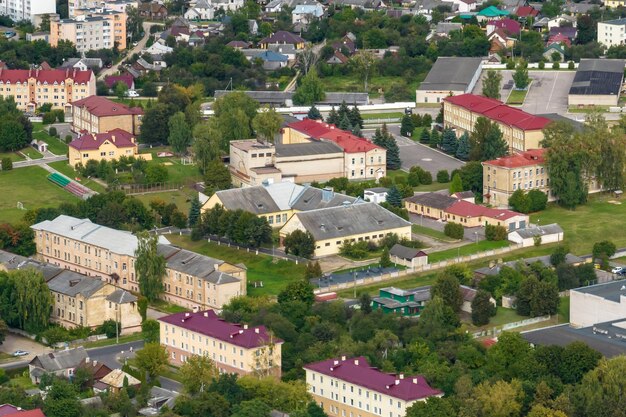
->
[528, 189, 548, 212]
[65, 134, 72, 144]
[593, 240, 616, 260]
[97, 319, 120, 339]
[339, 240, 372, 260]
[48, 127, 57, 137]
[538, 61, 545, 69]
[552, 62, 560, 69]
[444, 222, 464, 239]
[436, 170, 449, 183]
[41, 326, 69, 346]
[506, 60, 515, 69]
[419, 170, 432, 185]
[568, 61, 575, 69]
[42, 112, 56, 125]
[485, 224, 507, 241]
[1, 157, 12, 171]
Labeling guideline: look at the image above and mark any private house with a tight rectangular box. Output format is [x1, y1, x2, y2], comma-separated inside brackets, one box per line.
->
[253, 50, 289, 70]
[416, 57, 483, 104]
[279, 202, 412, 257]
[549, 26, 577, 42]
[486, 18, 521, 36]
[389, 244, 428, 268]
[184, 0, 215, 20]
[568, 59, 625, 106]
[29, 347, 88, 384]
[547, 14, 577, 30]
[326, 50, 349, 65]
[606, 0, 626, 7]
[443, 94, 552, 153]
[508, 223, 564, 247]
[31, 215, 247, 311]
[292, 3, 324, 26]
[363, 187, 388, 204]
[95, 369, 141, 394]
[138, 2, 168, 20]
[332, 0, 385, 10]
[77, 358, 113, 386]
[516, 5, 539, 18]
[68, 129, 139, 167]
[138, 387, 180, 416]
[547, 33, 571, 47]
[432, 22, 462, 39]
[331, 33, 356, 55]
[372, 286, 431, 316]
[226, 40, 251, 49]
[259, 31, 306, 49]
[71, 95, 143, 135]
[543, 44, 565, 62]
[304, 356, 442, 417]
[474, 253, 586, 280]
[59, 58, 103, 72]
[0, 68, 95, 112]
[158, 310, 283, 376]
[444, 0, 476, 13]
[104, 74, 134, 90]
[476, 5, 509, 22]
[0, 404, 45, 417]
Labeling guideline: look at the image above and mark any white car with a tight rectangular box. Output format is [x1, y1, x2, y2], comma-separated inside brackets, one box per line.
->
[125, 90, 140, 98]
[611, 266, 624, 274]
[12, 350, 29, 357]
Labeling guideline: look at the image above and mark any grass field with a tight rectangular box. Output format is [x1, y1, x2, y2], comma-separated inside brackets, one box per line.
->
[48, 161, 107, 194]
[0, 166, 78, 224]
[385, 169, 447, 192]
[33, 129, 68, 156]
[411, 224, 457, 242]
[167, 235, 306, 296]
[319, 75, 423, 100]
[140, 147, 202, 184]
[133, 188, 197, 215]
[530, 195, 626, 255]
[0, 151, 25, 162]
[428, 240, 510, 263]
[506, 89, 528, 105]
[21, 148, 42, 159]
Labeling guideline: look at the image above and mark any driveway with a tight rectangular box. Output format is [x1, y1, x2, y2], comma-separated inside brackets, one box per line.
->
[0, 333, 50, 365]
[409, 213, 485, 242]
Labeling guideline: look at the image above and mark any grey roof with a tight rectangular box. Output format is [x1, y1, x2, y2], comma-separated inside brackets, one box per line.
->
[569, 59, 625, 96]
[435, 22, 462, 34]
[0, 250, 64, 282]
[289, 187, 358, 211]
[365, 187, 389, 193]
[139, 386, 180, 416]
[418, 57, 483, 92]
[275, 141, 343, 157]
[59, 57, 103, 69]
[453, 191, 475, 199]
[382, 285, 432, 302]
[511, 223, 563, 239]
[389, 244, 427, 261]
[404, 192, 458, 209]
[30, 347, 88, 372]
[572, 280, 626, 303]
[0, 249, 28, 269]
[601, 17, 626, 26]
[47, 270, 106, 298]
[292, 202, 411, 241]
[317, 92, 369, 105]
[106, 289, 137, 304]
[537, 113, 585, 132]
[373, 296, 421, 309]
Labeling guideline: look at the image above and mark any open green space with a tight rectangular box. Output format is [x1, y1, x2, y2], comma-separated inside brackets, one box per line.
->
[150, 299, 189, 314]
[48, 161, 107, 194]
[529, 195, 626, 255]
[428, 240, 510, 263]
[361, 112, 404, 120]
[506, 89, 528, 105]
[5, 373, 36, 389]
[385, 169, 447, 192]
[133, 188, 197, 215]
[20, 148, 43, 160]
[558, 296, 570, 323]
[167, 234, 306, 296]
[140, 147, 202, 184]
[0, 151, 24, 162]
[411, 224, 457, 242]
[319, 75, 422, 99]
[0, 166, 78, 224]
[33, 129, 68, 156]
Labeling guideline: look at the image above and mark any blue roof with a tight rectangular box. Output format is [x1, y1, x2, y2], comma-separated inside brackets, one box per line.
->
[477, 6, 510, 17]
[255, 50, 288, 62]
[293, 4, 324, 16]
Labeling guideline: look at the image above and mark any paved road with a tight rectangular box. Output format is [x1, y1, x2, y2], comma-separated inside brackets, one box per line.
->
[13, 155, 67, 168]
[521, 71, 576, 115]
[410, 212, 485, 242]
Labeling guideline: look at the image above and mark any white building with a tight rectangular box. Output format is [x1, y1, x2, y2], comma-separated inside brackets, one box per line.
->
[0, 0, 56, 23]
[570, 280, 626, 328]
[508, 223, 564, 247]
[363, 187, 388, 204]
[598, 18, 626, 48]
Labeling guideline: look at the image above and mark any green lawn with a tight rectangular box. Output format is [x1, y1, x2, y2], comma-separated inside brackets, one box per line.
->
[506, 89, 528, 105]
[428, 240, 510, 263]
[385, 169, 447, 192]
[411, 224, 457, 242]
[80, 332, 144, 349]
[150, 299, 189, 314]
[0, 151, 25, 162]
[0, 166, 79, 224]
[319, 75, 424, 99]
[167, 235, 306, 296]
[133, 188, 197, 215]
[6, 373, 36, 389]
[361, 112, 404, 120]
[48, 161, 107, 194]
[558, 296, 570, 323]
[21, 148, 43, 160]
[529, 195, 626, 255]
[139, 147, 202, 185]
[33, 129, 68, 156]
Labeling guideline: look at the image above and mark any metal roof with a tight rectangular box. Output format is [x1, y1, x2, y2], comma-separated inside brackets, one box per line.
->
[30, 347, 88, 372]
[404, 192, 458, 209]
[418, 57, 483, 92]
[569, 59, 625, 96]
[47, 270, 105, 298]
[106, 289, 137, 304]
[275, 141, 343, 157]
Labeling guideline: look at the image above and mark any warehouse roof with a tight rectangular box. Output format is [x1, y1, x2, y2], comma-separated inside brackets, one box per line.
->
[417, 57, 483, 92]
[275, 141, 343, 157]
[569, 59, 625, 96]
[572, 279, 626, 303]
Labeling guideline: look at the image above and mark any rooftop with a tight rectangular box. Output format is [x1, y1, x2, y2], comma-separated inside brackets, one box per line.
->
[72, 95, 143, 117]
[417, 57, 483, 92]
[275, 141, 344, 157]
[100, 369, 141, 388]
[47, 270, 105, 298]
[104, 74, 134, 89]
[260, 31, 305, 45]
[404, 192, 458, 209]
[287, 119, 382, 153]
[0, 68, 92, 85]
[569, 59, 625, 96]
[572, 280, 626, 303]
[69, 129, 136, 151]
[389, 244, 427, 261]
[483, 149, 546, 168]
[29, 347, 87, 372]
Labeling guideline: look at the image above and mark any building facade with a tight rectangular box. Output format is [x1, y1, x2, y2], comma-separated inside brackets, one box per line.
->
[416, 57, 483, 104]
[443, 94, 551, 153]
[304, 356, 442, 417]
[0, 68, 95, 112]
[0, 0, 55, 22]
[570, 280, 626, 328]
[597, 18, 626, 48]
[159, 310, 283, 376]
[51, 9, 127, 52]
[68, 129, 139, 167]
[71, 95, 143, 135]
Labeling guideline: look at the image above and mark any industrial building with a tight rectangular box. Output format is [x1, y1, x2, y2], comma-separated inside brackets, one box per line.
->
[416, 57, 483, 104]
[568, 59, 625, 107]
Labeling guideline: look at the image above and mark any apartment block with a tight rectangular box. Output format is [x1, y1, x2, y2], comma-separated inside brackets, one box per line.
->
[159, 310, 283, 376]
[443, 94, 551, 153]
[0, 0, 56, 22]
[71, 95, 143, 135]
[31, 215, 247, 311]
[51, 8, 127, 52]
[0, 68, 95, 112]
[304, 356, 442, 417]
[598, 18, 626, 48]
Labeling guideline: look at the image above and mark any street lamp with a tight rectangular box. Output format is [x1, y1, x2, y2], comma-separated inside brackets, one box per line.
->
[474, 231, 478, 244]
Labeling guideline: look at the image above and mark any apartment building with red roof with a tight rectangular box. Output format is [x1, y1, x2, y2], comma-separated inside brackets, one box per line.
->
[304, 356, 442, 417]
[68, 128, 139, 167]
[158, 310, 282, 376]
[71, 95, 143, 135]
[443, 94, 552, 153]
[0, 68, 95, 112]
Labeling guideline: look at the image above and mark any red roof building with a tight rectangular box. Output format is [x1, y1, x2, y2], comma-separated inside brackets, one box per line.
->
[68, 128, 139, 167]
[487, 18, 521, 35]
[516, 6, 539, 18]
[483, 148, 546, 169]
[304, 356, 442, 416]
[287, 119, 381, 153]
[260, 31, 305, 49]
[71, 95, 143, 135]
[0, 405, 45, 417]
[104, 74, 135, 89]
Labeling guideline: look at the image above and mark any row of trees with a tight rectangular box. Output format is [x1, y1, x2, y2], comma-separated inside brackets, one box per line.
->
[372, 124, 401, 170]
[0, 269, 52, 333]
[193, 204, 273, 249]
[77, 157, 169, 186]
[0, 96, 33, 152]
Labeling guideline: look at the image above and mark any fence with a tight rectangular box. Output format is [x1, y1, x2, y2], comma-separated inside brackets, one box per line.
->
[472, 315, 551, 338]
[120, 182, 188, 195]
[363, 117, 402, 125]
[314, 243, 523, 294]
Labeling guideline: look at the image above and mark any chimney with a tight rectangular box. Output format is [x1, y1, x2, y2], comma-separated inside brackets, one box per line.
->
[488, 260, 495, 268]
[354, 359, 359, 365]
[92, 360, 97, 367]
[412, 378, 418, 384]
[333, 360, 339, 366]
[322, 187, 334, 202]
[85, 356, 90, 363]
[254, 328, 260, 334]
[111, 135, 116, 143]
[399, 373, 404, 380]
[395, 379, 400, 385]
[244, 324, 248, 329]
[214, 264, 219, 272]
[239, 329, 244, 334]
[341, 355, 346, 361]
[192, 306, 199, 313]
[203, 311, 209, 317]
[185, 312, 190, 317]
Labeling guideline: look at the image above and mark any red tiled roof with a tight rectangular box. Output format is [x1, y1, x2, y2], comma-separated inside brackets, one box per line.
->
[0, 68, 92, 85]
[69, 128, 136, 151]
[0, 405, 45, 417]
[488, 18, 521, 35]
[446, 200, 522, 221]
[72, 96, 143, 117]
[304, 357, 442, 401]
[483, 148, 546, 168]
[104, 74, 134, 89]
[158, 310, 283, 349]
[444, 94, 551, 132]
[516, 6, 538, 17]
[287, 119, 382, 153]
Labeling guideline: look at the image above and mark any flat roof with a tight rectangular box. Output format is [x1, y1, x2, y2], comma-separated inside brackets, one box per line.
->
[572, 279, 626, 303]
[569, 59, 625, 96]
[417, 57, 483, 92]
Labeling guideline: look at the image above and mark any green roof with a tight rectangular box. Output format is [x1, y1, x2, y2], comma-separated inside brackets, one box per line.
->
[477, 5, 510, 17]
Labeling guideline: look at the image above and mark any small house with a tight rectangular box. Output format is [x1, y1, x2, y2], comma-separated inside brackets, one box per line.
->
[31, 140, 48, 153]
[389, 244, 428, 269]
[29, 347, 88, 384]
[508, 223, 564, 247]
[94, 369, 141, 394]
[363, 187, 388, 203]
[372, 287, 430, 316]
[254, 50, 289, 70]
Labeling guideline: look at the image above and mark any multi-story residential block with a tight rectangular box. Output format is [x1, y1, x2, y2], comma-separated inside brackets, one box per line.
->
[0, 0, 56, 22]
[158, 310, 283, 376]
[304, 356, 442, 417]
[71, 95, 143, 135]
[443, 94, 551, 153]
[31, 215, 247, 311]
[0, 68, 95, 112]
[68, 129, 139, 167]
[598, 18, 626, 48]
[51, 9, 127, 52]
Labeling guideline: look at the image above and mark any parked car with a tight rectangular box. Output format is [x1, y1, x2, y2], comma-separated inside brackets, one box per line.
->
[125, 90, 140, 98]
[611, 266, 624, 274]
[12, 350, 28, 357]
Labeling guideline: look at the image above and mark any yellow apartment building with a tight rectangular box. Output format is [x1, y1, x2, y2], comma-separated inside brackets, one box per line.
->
[443, 94, 551, 153]
[51, 9, 127, 52]
[71, 95, 143, 135]
[159, 310, 283, 377]
[0, 68, 95, 112]
[68, 128, 139, 167]
[31, 215, 247, 311]
[304, 356, 442, 417]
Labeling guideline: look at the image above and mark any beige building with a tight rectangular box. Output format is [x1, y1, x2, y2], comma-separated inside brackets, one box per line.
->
[51, 9, 127, 52]
[0, 68, 95, 112]
[72, 95, 143, 135]
[68, 128, 139, 167]
[31, 215, 247, 311]
[159, 310, 283, 377]
[279, 202, 412, 257]
[415, 57, 483, 104]
[304, 356, 442, 417]
[443, 94, 551, 153]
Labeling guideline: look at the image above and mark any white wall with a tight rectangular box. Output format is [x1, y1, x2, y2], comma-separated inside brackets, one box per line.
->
[570, 289, 626, 328]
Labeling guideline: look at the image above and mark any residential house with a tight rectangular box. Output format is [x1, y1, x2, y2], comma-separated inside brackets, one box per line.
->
[331, 33, 356, 55]
[29, 347, 88, 384]
[144, 42, 174, 56]
[606, 0, 626, 8]
[158, 310, 283, 376]
[0, 68, 95, 112]
[185, 0, 215, 20]
[95, 369, 141, 394]
[132, 57, 163, 75]
[548, 26, 577, 42]
[332, 0, 385, 11]
[71, 95, 143, 135]
[0, 405, 45, 417]
[430, 22, 462, 40]
[59, 57, 103, 72]
[543, 43, 565, 62]
[372, 286, 430, 316]
[50, 9, 127, 52]
[138, 387, 180, 416]
[326, 50, 349, 64]
[547, 33, 571, 47]
[253, 50, 289, 70]
[26, 32, 50, 42]
[443, 0, 476, 13]
[104, 74, 135, 90]
[292, 3, 324, 26]
[227, 40, 251, 49]
[304, 356, 442, 417]
[138, 2, 168, 20]
[473, 253, 586, 280]
[443, 94, 552, 153]
[476, 5, 510, 22]
[487, 18, 521, 36]
[516, 5, 539, 19]
[77, 358, 113, 386]
[547, 14, 577, 30]
[248, 19, 258, 35]
[416, 57, 483, 104]
[508, 223, 564, 247]
[598, 18, 626, 48]
[389, 244, 428, 269]
[363, 187, 388, 204]
[68, 129, 139, 167]
[259, 31, 305, 49]
[279, 202, 412, 257]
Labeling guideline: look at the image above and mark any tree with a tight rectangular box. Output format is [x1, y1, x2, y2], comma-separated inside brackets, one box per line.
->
[528, 189, 548, 212]
[213, 92, 259, 144]
[188, 197, 201, 227]
[550, 244, 569, 267]
[1, 157, 12, 171]
[482, 69, 502, 99]
[513, 60, 530, 89]
[444, 222, 464, 239]
[283, 230, 315, 258]
[141, 319, 160, 343]
[135, 342, 168, 381]
[419, 128, 430, 144]
[307, 105, 322, 120]
[483, 123, 508, 161]
[0, 318, 7, 345]
[278, 279, 315, 306]
[436, 170, 449, 183]
[593, 240, 616, 260]
[134, 232, 166, 302]
[168, 111, 192, 154]
[304, 261, 322, 279]
[43, 379, 82, 417]
[572, 356, 626, 417]
[407, 396, 457, 417]
[231, 399, 271, 417]
[140, 103, 171, 144]
[400, 115, 415, 136]
[441, 128, 458, 154]
[326, 107, 339, 125]
[204, 159, 231, 194]
[449, 173, 463, 194]
[293, 69, 325, 105]
[338, 114, 352, 131]
[386, 185, 403, 207]
[5, 269, 52, 332]
[471, 290, 496, 325]
[115, 81, 129, 99]
[473, 379, 524, 417]
[416, 296, 459, 341]
[456, 132, 470, 160]
[349, 106, 363, 129]
[431, 272, 463, 313]
[253, 108, 282, 143]
[179, 354, 218, 395]
[508, 189, 531, 213]
[349, 51, 377, 92]
[359, 293, 372, 313]
[380, 247, 392, 268]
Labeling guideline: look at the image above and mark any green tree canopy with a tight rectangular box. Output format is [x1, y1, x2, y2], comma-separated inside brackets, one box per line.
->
[134, 231, 166, 302]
